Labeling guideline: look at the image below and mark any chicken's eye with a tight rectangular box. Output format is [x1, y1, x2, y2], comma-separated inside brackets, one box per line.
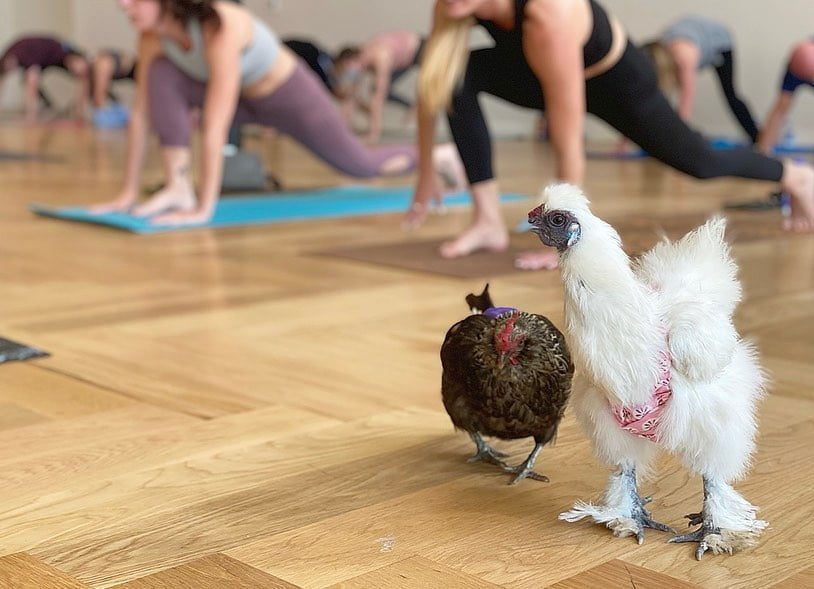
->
[549, 212, 567, 227]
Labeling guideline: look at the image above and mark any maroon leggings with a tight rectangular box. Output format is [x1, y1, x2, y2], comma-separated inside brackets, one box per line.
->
[148, 57, 417, 178]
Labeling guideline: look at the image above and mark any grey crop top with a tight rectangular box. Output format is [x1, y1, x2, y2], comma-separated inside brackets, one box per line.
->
[161, 16, 280, 86]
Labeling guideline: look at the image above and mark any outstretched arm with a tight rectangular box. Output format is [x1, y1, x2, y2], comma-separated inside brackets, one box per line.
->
[339, 93, 357, 125]
[151, 13, 243, 225]
[92, 52, 116, 109]
[405, 93, 443, 227]
[198, 25, 243, 217]
[365, 51, 392, 144]
[22, 66, 41, 121]
[757, 92, 794, 154]
[523, 0, 586, 184]
[0, 55, 17, 110]
[667, 39, 700, 122]
[65, 55, 91, 120]
[89, 35, 162, 213]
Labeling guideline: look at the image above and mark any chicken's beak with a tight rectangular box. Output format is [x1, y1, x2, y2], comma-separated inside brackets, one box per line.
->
[527, 205, 553, 246]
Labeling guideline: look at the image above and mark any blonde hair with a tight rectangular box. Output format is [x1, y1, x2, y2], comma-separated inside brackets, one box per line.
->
[641, 41, 678, 92]
[419, 3, 474, 114]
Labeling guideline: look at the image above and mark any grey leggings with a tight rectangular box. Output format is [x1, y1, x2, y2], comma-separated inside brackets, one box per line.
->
[148, 57, 417, 178]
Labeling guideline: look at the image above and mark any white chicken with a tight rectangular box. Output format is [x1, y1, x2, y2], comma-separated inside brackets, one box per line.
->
[527, 184, 768, 559]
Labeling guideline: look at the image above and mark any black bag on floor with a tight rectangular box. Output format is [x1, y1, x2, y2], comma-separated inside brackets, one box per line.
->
[221, 151, 268, 192]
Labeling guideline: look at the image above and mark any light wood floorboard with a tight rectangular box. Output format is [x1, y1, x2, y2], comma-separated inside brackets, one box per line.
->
[0, 124, 811, 588]
[112, 554, 301, 589]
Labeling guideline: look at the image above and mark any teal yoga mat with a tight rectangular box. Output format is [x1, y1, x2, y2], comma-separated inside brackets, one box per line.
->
[31, 186, 527, 234]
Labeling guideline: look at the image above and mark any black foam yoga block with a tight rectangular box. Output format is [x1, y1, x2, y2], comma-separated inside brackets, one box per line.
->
[0, 337, 49, 364]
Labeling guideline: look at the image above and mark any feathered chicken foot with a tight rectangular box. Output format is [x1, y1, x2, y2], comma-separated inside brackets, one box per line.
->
[501, 442, 550, 485]
[669, 477, 767, 560]
[560, 466, 674, 544]
[624, 492, 675, 544]
[669, 515, 722, 560]
[467, 432, 509, 465]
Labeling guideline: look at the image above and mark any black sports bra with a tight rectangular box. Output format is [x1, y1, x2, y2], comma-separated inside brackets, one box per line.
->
[476, 0, 613, 68]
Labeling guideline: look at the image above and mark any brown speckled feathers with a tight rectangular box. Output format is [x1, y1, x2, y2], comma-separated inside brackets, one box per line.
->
[441, 309, 573, 444]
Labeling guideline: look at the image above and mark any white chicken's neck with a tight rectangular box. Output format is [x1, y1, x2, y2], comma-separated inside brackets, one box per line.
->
[559, 227, 666, 407]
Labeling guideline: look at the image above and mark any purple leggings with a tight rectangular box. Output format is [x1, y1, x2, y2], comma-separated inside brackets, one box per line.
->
[148, 57, 417, 178]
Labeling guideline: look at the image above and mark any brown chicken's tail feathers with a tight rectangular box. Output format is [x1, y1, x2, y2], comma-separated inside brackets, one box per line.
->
[466, 283, 495, 314]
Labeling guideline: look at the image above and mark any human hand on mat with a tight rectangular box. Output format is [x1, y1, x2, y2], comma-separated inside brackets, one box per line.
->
[404, 142, 468, 229]
[404, 176, 444, 230]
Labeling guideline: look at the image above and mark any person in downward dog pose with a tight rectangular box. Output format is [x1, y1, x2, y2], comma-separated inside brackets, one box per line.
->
[331, 30, 425, 144]
[408, 0, 814, 270]
[92, 0, 418, 226]
[0, 36, 90, 121]
[641, 16, 759, 143]
[757, 38, 814, 155]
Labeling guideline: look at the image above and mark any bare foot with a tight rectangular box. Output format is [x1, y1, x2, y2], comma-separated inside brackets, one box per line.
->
[88, 195, 135, 215]
[514, 249, 559, 271]
[781, 160, 814, 232]
[132, 183, 196, 218]
[380, 153, 412, 175]
[439, 222, 509, 258]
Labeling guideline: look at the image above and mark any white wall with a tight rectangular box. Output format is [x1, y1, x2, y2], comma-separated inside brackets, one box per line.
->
[71, 1, 137, 53]
[244, 0, 434, 47]
[2, 0, 813, 142]
[0, 1, 14, 46]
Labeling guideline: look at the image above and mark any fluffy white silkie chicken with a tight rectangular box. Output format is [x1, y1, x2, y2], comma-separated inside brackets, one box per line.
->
[527, 184, 768, 560]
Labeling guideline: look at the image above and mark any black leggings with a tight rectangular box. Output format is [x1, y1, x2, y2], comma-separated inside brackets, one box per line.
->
[448, 42, 782, 185]
[715, 50, 758, 143]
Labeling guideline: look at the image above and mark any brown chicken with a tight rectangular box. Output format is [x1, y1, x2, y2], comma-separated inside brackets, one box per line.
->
[441, 285, 573, 484]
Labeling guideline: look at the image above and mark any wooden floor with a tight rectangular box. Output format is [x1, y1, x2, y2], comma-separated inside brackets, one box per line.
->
[1, 122, 813, 589]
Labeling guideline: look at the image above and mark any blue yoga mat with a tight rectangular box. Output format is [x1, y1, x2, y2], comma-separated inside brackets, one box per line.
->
[707, 137, 814, 154]
[586, 149, 648, 160]
[31, 186, 528, 234]
[589, 139, 814, 160]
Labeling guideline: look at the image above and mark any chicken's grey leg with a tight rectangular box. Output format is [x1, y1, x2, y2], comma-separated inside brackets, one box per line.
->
[670, 476, 722, 560]
[621, 466, 675, 543]
[467, 432, 509, 465]
[501, 442, 549, 484]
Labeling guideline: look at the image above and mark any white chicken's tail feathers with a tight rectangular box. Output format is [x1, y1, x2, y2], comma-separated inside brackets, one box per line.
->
[635, 216, 743, 381]
[636, 216, 739, 311]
